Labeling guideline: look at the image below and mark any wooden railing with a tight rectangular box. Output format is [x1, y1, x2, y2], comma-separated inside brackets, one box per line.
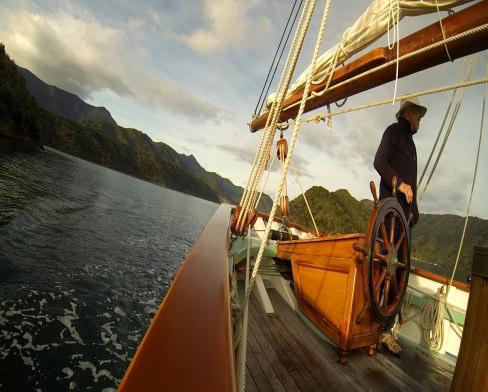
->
[411, 267, 470, 292]
[119, 204, 236, 392]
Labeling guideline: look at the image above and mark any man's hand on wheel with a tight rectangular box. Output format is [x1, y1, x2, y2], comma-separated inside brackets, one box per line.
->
[398, 182, 413, 204]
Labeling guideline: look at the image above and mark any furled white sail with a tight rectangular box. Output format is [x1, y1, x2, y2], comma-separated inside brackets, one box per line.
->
[266, 0, 473, 108]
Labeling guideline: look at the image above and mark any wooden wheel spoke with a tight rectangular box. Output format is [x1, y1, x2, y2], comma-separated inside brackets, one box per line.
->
[380, 222, 389, 247]
[394, 229, 406, 250]
[374, 270, 387, 300]
[382, 279, 391, 308]
[392, 278, 399, 299]
[374, 252, 387, 263]
[389, 213, 396, 245]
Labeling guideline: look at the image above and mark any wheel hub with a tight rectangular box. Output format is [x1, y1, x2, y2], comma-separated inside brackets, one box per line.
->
[386, 247, 398, 275]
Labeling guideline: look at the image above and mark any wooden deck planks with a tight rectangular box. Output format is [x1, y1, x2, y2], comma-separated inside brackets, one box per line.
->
[250, 302, 320, 391]
[246, 288, 454, 391]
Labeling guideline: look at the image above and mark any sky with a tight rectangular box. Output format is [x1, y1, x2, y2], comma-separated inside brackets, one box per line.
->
[0, 0, 486, 219]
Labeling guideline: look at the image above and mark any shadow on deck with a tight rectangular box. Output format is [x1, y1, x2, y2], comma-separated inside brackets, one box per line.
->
[246, 288, 454, 392]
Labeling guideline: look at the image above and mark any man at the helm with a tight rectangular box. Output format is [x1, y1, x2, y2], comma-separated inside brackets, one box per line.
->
[374, 97, 427, 354]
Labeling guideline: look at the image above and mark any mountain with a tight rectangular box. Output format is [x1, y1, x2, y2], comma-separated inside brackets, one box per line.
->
[18, 67, 116, 126]
[0, 44, 273, 207]
[0, 43, 43, 150]
[289, 186, 488, 281]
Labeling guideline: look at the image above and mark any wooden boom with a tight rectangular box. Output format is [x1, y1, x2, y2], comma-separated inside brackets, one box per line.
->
[250, 0, 488, 132]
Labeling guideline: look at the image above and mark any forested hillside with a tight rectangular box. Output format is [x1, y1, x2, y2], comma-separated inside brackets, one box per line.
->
[289, 186, 488, 281]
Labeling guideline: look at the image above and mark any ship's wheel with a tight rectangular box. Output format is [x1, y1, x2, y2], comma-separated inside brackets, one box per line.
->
[365, 196, 411, 324]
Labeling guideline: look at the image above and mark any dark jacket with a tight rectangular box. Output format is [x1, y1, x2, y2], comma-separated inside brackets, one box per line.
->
[374, 116, 419, 226]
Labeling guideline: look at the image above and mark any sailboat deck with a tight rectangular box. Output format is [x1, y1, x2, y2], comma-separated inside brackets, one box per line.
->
[246, 288, 454, 392]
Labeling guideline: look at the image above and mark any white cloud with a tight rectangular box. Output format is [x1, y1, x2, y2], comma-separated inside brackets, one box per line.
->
[0, 5, 220, 122]
[213, 140, 312, 178]
[181, 0, 272, 54]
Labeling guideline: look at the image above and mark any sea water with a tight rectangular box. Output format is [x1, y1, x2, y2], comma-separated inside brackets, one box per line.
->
[0, 147, 217, 391]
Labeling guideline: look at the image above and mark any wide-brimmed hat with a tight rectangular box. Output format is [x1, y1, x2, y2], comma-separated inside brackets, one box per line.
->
[396, 97, 427, 119]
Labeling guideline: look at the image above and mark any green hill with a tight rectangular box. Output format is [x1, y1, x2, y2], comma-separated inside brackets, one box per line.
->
[289, 186, 488, 281]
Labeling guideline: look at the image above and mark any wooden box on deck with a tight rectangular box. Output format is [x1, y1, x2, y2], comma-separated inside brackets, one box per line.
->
[277, 234, 378, 354]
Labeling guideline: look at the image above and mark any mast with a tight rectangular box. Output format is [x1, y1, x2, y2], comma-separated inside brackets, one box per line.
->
[249, 0, 488, 132]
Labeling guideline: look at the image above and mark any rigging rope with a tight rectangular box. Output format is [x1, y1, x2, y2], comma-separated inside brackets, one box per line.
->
[290, 163, 320, 236]
[237, 0, 320, 389]
[287, 76, 487, 124]
[387, 0, 400, 103]
[254, 0, 302, 115]
[255, 150, 277, 210]
[447, 51, 487, 294]
[240, 0, 308, 228]
[418, 54, 478, 201]
[434, 0, 453, 62]
[238, 1, 332, 389]
[281, 23, 488, 114]
[237, 0, 315, 234]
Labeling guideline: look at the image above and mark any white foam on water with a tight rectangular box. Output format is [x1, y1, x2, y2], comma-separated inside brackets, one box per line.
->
[71, 353, 83, 360]
[101, 322, 122, 351]
[104, 347, 128, 361]
[10, 338, 35, 370]
[69, 382, 76, 390]
[102, 388, 116, 392]
[22, 332, 49, 351]
[57, 302, 84, 344]
[6, 308, 23, 317]
[127, 334, 141, 342]
[113, 307, 126, 317]
[78, 361, 119, 384]
[39, 299, 47, 310]
[62, 367, 73, 379]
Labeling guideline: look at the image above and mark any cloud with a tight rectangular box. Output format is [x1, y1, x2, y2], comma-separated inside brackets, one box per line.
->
[0, 5, 220, 122]
[213, 140, 312, 178]
[300, 107, 389, 174]
[418, 166, 472, 216]
[181, 0, 272, 54]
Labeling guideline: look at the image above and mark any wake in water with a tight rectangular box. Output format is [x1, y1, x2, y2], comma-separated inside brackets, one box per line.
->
[0, 148, 217, 390]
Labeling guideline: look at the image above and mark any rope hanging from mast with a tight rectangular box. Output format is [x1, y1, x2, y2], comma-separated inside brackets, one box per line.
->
[237, 0, 333, 389]
[238, 0, 333, 388]
[447, 51, 487, 294]
[418, 53, 479, 201]
[237, 0, 320, 387]
[281, 22, 488, 115]
[233, 0, 315, 237]
[254, 0, 304, 116]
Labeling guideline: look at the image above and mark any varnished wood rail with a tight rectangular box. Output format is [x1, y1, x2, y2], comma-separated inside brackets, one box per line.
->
[119, 204, 236, 392]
